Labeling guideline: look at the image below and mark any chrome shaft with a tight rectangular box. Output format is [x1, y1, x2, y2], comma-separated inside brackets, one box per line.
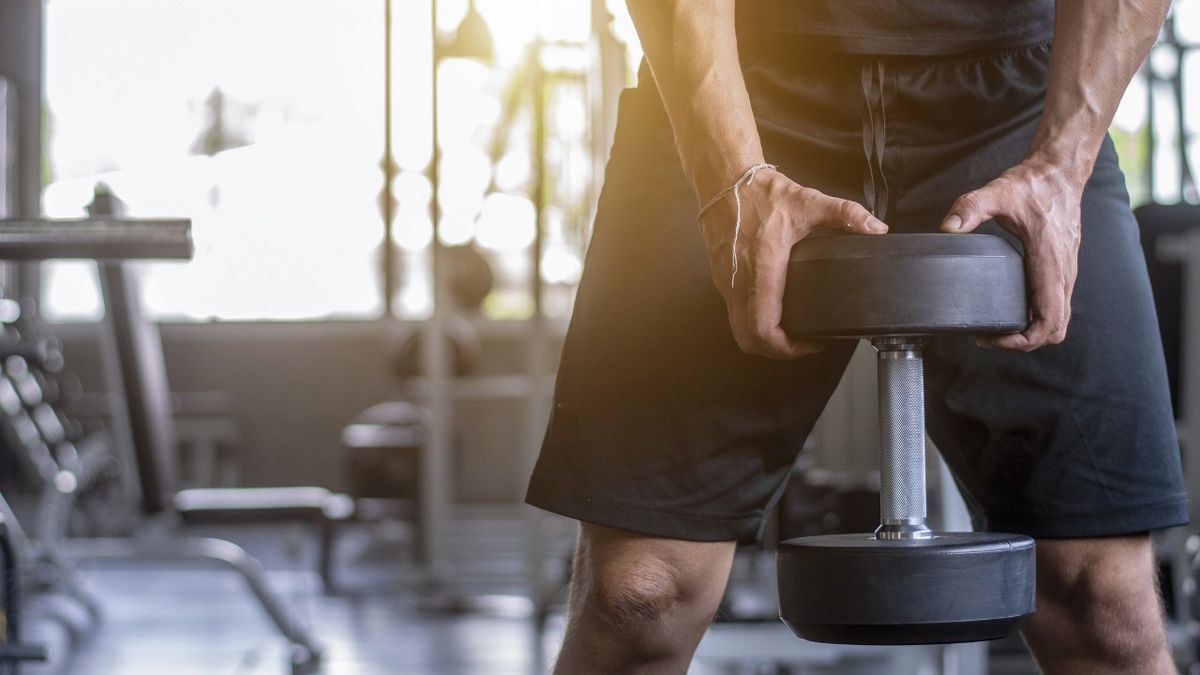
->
[872, 337, 932, 540]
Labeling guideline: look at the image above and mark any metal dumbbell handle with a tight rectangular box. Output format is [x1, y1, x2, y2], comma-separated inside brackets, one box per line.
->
[873, 337, 933, 540]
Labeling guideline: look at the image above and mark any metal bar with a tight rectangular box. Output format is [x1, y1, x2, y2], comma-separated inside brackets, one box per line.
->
[1, 516, 19, 645]
[420, 0, 453, 584]
[0, 644, 47, 664]
[0, 0, 47, 303]
[877, 352, 925, 521]
[382, 0, 396, 314]
[1, 78, 14, 218]
[0, 496, 29, 559]
[873, 338, 931, 540]
[1169, 39, 1195, 200]
[524, 21, 550, 665]
[1147, 66, 1157, 200]
[532, 35, 546, 317]
[0, 1, 42, 220]
[0, 219, 192, 260]
[65, 536, 322, 661]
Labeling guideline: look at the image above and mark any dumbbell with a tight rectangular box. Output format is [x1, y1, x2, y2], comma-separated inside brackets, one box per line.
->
[776, 233, 1036, 645]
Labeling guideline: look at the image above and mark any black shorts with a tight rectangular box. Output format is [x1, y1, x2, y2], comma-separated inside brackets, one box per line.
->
[525, 37, 1189, 543]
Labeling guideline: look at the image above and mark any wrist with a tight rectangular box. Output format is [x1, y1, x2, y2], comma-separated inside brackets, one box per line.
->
[690, 150, 768, 203]
[1024, 121, 1104, 190]
[1021, 147, 1093, 192]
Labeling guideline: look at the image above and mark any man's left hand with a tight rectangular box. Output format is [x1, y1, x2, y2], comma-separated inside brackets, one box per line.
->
[940, 160, 1085, 351]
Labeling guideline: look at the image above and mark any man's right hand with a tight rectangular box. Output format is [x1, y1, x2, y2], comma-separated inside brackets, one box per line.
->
[698, 169, 888, 360]
[624, 1, 886, 358]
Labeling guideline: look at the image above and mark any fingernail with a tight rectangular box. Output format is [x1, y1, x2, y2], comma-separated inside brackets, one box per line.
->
[942, 215, 962, 231]
[974, 336, 992, 349]
[869, 219, 888, 233]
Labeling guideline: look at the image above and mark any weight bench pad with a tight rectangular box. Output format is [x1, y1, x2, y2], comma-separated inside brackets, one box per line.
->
[175, 487, 341, 524]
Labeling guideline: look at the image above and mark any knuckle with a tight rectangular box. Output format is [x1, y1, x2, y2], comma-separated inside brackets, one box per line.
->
[795, 186, 821, 208]
[957, 192, 982, 214]
[751, 318, 776, 341]
[992, 176, 1016, 193]
[837, 199, 859, 223]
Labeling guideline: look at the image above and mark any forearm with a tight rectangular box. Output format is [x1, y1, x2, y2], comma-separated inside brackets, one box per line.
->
[1029, 0, 1169, 182]
[626, 0, 762, 200]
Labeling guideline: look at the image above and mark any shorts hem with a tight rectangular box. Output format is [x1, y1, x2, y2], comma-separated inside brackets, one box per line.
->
[525, 490, 762, 544]
[985, 497, 1190, 539]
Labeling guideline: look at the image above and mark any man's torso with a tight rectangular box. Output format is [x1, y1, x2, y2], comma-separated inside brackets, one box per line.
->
[738, 0, 1055, 55]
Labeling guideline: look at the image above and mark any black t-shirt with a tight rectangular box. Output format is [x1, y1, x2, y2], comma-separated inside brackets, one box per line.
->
[737, 0, 1055, 55]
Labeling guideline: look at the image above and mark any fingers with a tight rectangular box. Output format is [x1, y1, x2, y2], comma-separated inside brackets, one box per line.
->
[985, 294, 1071, 351]
[942, 179, 1068, 352]
[805, 192, 888, 235]
[724, 293, 824, 359]
[735, 191, 885, 358]
[735, 191, 892, 357]
[730, 316, 825, 359]
[983, 238, 1072, 351]
[941, 186, 1001, 234]
[737, 235, 824, 359]
[709, 183, 891, 359]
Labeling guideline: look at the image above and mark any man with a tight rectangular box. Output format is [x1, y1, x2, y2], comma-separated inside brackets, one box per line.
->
[526, 0, 1189, 672]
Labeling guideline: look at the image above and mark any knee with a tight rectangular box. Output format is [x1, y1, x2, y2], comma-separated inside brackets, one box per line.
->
[585, 558, 690, 634]
[558, 525, 734, 671]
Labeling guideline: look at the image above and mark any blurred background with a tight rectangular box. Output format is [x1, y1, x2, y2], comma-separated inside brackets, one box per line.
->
[0, 0, 1198, 673]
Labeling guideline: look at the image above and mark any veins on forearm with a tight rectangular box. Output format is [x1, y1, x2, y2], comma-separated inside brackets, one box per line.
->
[627, 0, 763, 198]
[1029, 0, 1170, 177]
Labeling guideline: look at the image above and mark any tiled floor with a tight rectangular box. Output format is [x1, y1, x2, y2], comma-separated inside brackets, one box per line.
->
[15, 514, 1042, 675]
[24, 514, 562, 675]
[42, 571, 542, 674]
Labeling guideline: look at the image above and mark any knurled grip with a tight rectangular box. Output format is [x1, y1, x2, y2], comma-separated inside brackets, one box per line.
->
[877, 350, 926, 522]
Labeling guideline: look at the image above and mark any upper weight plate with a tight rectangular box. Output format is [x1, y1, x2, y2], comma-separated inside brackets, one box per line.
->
[782, 233, 1027, 338]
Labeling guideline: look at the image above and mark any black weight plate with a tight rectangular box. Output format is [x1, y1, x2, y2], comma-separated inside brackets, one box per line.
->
[777, 532, 1036, 645]
[783, 233, 1027, 338]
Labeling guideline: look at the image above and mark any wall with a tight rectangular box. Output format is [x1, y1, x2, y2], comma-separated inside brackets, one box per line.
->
[53, 319, 561, 502]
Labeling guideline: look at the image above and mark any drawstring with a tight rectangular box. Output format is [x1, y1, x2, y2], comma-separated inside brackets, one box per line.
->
[861, 60, 890, 221]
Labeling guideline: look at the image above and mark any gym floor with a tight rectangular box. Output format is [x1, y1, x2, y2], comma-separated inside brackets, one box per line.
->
[20, 511, 1044, 675]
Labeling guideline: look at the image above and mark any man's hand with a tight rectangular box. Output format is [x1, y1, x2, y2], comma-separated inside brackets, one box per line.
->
[700, 170, 888, 359]
[933, 0, 1169, 353]
[940, 160, 1085, 351]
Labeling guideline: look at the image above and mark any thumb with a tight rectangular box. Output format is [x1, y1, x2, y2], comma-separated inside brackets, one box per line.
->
[809, 194, 888, 234]
[941, 187, 999, 234]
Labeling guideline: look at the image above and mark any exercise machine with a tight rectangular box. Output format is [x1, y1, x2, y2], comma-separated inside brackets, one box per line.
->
[0, 215, 332, 673]
[0, 217, 193, 671]
[22, 197, 346, 673]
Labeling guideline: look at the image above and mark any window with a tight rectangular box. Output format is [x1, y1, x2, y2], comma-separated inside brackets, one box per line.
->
[1105, 0, 1200, 206]
[41, 0, 622, 323]
[43, 0, 386, 320]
